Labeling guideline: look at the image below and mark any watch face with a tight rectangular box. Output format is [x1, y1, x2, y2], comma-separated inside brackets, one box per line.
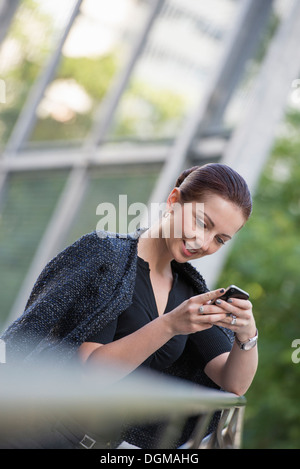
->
[243, 339, 257, 351]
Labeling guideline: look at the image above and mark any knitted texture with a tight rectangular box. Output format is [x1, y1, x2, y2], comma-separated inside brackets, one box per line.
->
[1, 229, 215, 365]
[2, 230, 140, 363]
[1, 229, 234, 448]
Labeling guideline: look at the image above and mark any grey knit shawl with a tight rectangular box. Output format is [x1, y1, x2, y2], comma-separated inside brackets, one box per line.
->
[1, 229, 212, 366]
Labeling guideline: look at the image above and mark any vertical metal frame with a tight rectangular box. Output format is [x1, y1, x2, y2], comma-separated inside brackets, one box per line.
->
[3, 0, 84, 157]
[144, 0, 274, 214]
[2, 0, 300, 325]
[0, 0, 20, 45]
[4, 0, 165, 327]
[0, 0, 83, 203]
[197, 0, 300, 287]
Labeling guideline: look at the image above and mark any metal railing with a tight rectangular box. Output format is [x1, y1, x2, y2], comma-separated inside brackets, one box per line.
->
[0, 361, 246, 449]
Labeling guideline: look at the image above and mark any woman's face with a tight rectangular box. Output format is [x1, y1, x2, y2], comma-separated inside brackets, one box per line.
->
[163, 189, 246, 263]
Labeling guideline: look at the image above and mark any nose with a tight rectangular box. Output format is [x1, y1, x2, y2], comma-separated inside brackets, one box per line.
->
[197, 233, 213, 252]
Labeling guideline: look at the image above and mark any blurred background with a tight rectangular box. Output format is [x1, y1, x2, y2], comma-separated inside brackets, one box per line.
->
[0, 0, 299, 449]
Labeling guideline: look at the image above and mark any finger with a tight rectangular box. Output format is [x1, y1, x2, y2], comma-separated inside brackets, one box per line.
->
[229, 314, 237, 326]
[214, 298, 250, 316]
[199, 313, 228, 325]
[194, 288, 225, 305]
[218, 297, 252, 310]
[213, 299, 236, 315]
[217, 314, 250, 329]
[215, 320, 238, 330]
[215, 313, 239, 327]
[197, 303, 225, 315]
[228, 298, 252, 310]
[191, 301, 227, 320]
[217, 314, 238, 327]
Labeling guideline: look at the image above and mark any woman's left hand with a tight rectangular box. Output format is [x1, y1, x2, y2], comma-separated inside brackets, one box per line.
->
[213, 297, 257, 342]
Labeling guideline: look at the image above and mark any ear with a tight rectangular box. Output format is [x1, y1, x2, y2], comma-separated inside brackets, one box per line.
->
[166, 188, 181, 211]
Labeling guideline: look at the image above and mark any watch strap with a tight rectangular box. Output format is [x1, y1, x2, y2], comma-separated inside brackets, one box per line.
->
[235, 329, 258, 350]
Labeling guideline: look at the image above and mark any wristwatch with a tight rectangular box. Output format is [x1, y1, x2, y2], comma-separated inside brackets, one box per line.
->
[235, 329, 258, 351]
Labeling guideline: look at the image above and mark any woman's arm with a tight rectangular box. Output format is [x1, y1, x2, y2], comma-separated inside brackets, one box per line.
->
[78, 289, 228, 380]
[204, 297, 258, 395]
[80, 315, 174, 377]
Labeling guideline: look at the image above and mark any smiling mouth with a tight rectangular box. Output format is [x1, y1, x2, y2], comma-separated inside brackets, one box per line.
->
[183, 240, 200, 255]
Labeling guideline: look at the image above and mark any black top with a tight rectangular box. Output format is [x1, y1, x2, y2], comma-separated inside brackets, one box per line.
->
[87, 256, 231, 371]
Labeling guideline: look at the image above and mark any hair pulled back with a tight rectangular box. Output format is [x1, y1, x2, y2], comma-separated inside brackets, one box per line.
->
[175, 163, 252, 220]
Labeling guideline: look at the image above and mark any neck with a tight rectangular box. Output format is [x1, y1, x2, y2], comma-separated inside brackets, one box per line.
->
[138, 222, 173, 274]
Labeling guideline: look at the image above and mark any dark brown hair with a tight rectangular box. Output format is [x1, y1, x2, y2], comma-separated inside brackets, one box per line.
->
[175, 163, 252, 220]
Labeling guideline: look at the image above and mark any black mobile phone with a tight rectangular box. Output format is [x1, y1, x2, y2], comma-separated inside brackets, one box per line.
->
[218, 285, 249, 302]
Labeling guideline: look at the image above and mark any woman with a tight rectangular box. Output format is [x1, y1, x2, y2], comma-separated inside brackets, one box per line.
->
[1, 163, 258, 448]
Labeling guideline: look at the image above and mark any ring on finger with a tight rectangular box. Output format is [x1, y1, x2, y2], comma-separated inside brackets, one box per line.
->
[199, 305, 205, 314]
[230, 314, 237, 325]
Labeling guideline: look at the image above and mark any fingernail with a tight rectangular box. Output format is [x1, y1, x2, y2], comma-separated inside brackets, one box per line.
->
[215, 299, 222, 305]
[227, 298, 233, 303]
[220, 288, 225, 293]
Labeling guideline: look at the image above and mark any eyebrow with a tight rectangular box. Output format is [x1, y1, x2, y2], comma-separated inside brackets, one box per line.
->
[199, 210, 232, 240]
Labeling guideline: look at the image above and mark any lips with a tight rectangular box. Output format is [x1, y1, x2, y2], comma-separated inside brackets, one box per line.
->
[182, 240, 199, 257]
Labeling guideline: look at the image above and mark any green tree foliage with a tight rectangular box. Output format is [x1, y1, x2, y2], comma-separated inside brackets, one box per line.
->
[1, 0, 186, 145]
[111, 80, 186, 139]
[2, 1, 299, 449]
[31, 54, 186, 142]
[30, 53, 118, 141]
[0, 0, 52, 143]
[60, 55, 118, 102]
[218, 109, 300, 448]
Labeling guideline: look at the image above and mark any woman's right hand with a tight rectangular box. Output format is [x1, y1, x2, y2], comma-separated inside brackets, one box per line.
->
[79, 288, 228, 381]
[165, 288, 228, 336]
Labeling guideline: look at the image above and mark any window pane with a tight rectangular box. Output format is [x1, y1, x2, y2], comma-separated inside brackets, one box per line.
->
[0, 170, 68, 327]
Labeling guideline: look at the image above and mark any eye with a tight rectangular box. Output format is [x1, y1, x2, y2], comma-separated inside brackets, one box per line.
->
[216, 236, 225, 245]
